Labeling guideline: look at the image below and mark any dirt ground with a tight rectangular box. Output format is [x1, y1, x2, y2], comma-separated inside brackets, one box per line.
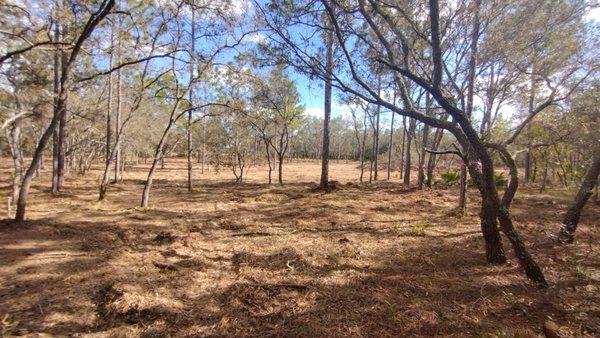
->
[0, 158, 598, 337]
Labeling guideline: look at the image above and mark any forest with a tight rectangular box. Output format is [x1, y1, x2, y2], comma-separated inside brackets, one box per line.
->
[0, 0, 599, 336]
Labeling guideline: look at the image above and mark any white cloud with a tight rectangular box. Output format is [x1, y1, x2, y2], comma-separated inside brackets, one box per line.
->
[305, 106, 323, 117]
[585, 6, 600, 22]
[243, 32, 266, 45]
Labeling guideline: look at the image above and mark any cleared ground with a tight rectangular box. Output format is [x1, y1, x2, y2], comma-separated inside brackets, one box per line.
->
[0, 158, 598, 337]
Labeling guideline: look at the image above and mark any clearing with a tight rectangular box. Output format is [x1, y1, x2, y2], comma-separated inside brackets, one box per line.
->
[0, 159, 598, 337]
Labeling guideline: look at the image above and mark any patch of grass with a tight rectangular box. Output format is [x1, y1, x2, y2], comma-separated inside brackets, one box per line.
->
[407, 221, 428, 236]
[441, 171, 460, 184]
[326, 252, 343, 264]
[383, 300, 400, 321]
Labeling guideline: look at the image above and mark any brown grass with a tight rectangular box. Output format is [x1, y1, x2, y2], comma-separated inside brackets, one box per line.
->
[0, 158, 598, 337]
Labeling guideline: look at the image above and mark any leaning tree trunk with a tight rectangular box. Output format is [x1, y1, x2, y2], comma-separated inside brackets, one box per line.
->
[6, 115, 24, 217]
[450, 103, 546, 285]
[141, 124, 174, 208]
[558, 150, 600, 243]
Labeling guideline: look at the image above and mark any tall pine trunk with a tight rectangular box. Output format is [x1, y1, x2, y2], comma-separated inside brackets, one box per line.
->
[186, 5, 195, 192]
[403, 118, 416, 186]
[320, 25, 333, 189]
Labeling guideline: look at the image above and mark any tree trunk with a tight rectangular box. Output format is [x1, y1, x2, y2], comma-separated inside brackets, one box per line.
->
[360, 111, 367, 183]
[6, 114, 23, 217]
[114, 20, 122, 184]
[51, 9, 61, 195]
[426, 127, 444, 187]
[417, 122, 430, 189]
[141, 127, 172, 208]
[264, 139, 273, 184]
[373, 79, 381, 181]
[558, 151, 600, 243]
[387, 110, 395, 180]
[399, 116, 406, 178]
[201, 121, 206, 174]
[16, 0, 115, 221]
[186, 6, 195, 192]
[458, 164, 468, 213]
[459, 0, 481, 212]
[403, 118, 416, 185]
[278, 153, 283, 185]
[320, 25, 333, 189]
[417, 96, 431, 188]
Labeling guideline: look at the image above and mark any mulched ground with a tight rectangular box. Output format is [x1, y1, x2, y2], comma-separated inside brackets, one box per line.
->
[0, 159, 598, 337]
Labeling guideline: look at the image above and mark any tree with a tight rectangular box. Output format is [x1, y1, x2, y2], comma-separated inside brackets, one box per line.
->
[320, 15, 334, 189]
[14, 0, 115, 222]
[258, 0, 551, 285]
[252, 65, 304, 185]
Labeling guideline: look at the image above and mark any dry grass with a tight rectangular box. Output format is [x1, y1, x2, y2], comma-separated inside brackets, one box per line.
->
[0, 158, 598, 337]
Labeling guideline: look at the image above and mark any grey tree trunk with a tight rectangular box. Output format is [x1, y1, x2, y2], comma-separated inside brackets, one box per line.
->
[320, 26, 333, 189]
[459, 0, 481, 213]
[141, 119, 176, 208]
[186, 5, 195, 192]
[399, 116, 406, 178]
[359, 111, 367, 183]
[373, 78, 381, 181]
[426, 127, 444, 187]
[387, 111, 395, 180]
[417, 95, 431, 188]
[403, 118, 416, 185]
[114, 21, 122, 183]
[558, 150, 600, 243]
[51, 7, 62, 195]
[6, 112, 23, 217]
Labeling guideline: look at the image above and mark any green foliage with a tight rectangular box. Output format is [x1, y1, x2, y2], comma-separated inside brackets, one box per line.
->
[411, 222, 427, 236]
[441, 171, 460, 184]
[493, 172, 508, 189]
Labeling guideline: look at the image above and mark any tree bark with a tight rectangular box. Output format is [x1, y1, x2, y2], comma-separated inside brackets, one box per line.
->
[186, 5, 195, 192]
[51, 6, 62, 195]
[558, 150, 600, 243]
[319, 23, 333, 189]
[426, 127, 444, 187]
[387, 109, 395, 180]
[360, 111, 367, 183]
[114, 19, 122, 183]
[373, 79, 381, 181]
[403, 118, 416, 185]
[6, 111, 24, 217]
[141, 112, 178, 208]
[417, 95, 431, 188]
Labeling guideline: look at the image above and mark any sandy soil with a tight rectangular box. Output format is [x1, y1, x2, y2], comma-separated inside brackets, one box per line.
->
[0, 158, 598, 337]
